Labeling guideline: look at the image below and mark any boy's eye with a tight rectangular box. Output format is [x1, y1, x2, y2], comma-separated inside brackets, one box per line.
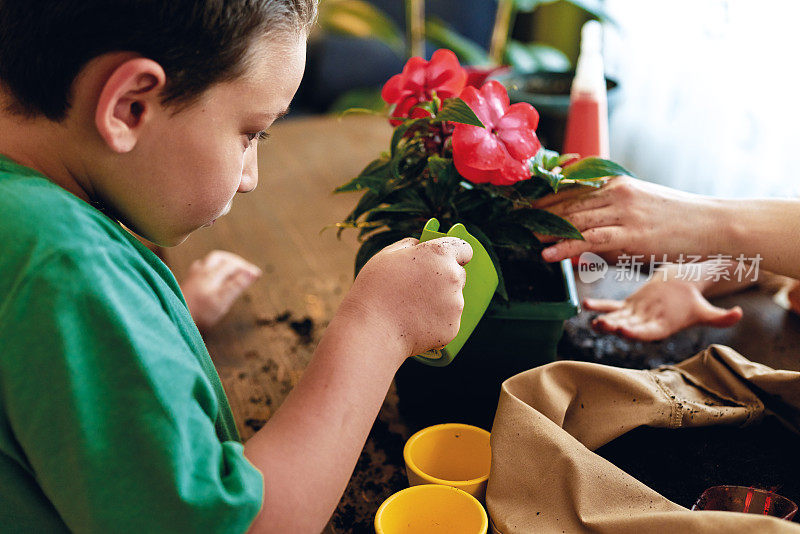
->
[246, 130, 270, 143]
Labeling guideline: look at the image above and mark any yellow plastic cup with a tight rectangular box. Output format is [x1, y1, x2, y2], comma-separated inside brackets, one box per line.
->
[403, 423, 491, 501]
[374, 484, 488, 534]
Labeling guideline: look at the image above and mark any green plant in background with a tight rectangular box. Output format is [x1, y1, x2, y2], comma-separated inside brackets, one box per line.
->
[317, 0, 615, 113]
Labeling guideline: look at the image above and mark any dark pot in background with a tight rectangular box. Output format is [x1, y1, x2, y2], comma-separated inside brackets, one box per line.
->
[394, 259, 580, 431]
[499, 71, 620, 153]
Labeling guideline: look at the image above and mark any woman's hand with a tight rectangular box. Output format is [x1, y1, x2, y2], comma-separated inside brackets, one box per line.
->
[584, 279, 743, 341]
[533, 176, 719, 264]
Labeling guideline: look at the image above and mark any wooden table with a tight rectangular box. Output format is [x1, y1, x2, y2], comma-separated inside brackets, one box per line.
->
[166, 114, 800, 533]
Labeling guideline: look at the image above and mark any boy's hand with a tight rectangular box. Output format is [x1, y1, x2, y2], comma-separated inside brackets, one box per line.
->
[180, 250, 262, 331]
[339, 237, 473, 362]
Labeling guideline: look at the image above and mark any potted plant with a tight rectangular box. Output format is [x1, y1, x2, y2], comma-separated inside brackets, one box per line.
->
[332, 49, 632, 430]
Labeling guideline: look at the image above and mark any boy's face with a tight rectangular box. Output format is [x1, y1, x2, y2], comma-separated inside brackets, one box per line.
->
[99, 33, 306, 246]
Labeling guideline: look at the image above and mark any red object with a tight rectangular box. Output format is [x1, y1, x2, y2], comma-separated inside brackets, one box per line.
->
[381, 49, 467, 126]
[451, 81, 541, 186]
[563, 92, 609, 159]
[463, 65, 512, 89]
[692, 485, 798, 521]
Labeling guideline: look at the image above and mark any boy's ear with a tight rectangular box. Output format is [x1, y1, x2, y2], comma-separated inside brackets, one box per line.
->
[95, 58, 166, 153]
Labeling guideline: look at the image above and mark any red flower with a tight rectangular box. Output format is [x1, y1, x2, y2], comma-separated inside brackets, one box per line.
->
[452, 81, 541, 186]
[382, 49, 467, 126]
[463, 65, 512, 89]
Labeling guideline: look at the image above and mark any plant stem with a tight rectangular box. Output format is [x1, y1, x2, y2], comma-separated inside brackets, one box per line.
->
[489, 0, 515, 65]
[405, 0, 425, 58]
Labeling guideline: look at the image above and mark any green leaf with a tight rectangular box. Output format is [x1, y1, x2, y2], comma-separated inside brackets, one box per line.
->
[510, 208, 583, 239]
[556, 153, 580, 167]
[424, 18, 491, 65]
[532, 165, 565, 192]
[514, 178, 551, 199]
[390, 118, 427, 158]
[345, 190, 382, 224]
[436, 98, 484, 128]
[490, 223, 542, 249]
[425, 156, 460, 208]
[532, 147, 561, 171]
[317, 0, 405, 55]
[354, 230, 410, 277]
[561, 157, 636, 181]
[427, 156, 459, 187]
[453, 189, 489, 218]
[364, 201, 429, 222]
[504, 41, 571, 74]
[334, 157, 392, 194]
[463, 223, 508, 301]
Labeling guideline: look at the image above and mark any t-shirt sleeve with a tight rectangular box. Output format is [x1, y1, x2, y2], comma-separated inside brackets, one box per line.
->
[0, 247, 263, 533]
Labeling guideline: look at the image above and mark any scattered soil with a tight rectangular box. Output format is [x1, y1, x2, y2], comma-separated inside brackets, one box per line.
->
[289, 317, 314, 345]
[496, 247, 565, 303]
[244, 418, 266, 432]
[254, 310, 315, 344]
[557, 310, 709, 369]
[254, 310, 292, 327]
[329, 391, 409, 533]
[596, 418, 800, 517]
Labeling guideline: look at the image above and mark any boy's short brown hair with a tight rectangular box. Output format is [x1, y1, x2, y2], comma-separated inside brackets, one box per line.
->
[0, 0, 317, 121]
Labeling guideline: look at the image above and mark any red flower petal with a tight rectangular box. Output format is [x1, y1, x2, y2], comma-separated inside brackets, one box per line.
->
[497, 127, 540, 161]
[454, 162, 497, 184]
[452, 124, 505, 170]
[389, 95, 422, 126]
[480, 81, 510, 128]
[381, 73, 407, 103]
[498, 151, 532, 184]
[497, 102, 539, 132]
[401, 56, 428, 93]
[464, 65, 512, 88]
[458, 86, 495, 130]
[426, 49, 467, 98]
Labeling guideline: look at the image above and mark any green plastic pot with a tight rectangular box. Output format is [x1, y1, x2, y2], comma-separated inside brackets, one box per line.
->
[394, 258, 580, 431]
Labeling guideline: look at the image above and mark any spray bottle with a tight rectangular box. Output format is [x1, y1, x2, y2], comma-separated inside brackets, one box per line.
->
[563, 20, 609, 159]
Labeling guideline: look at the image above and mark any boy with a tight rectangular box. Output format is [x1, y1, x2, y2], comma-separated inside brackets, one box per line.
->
[0, 1, 471, 532]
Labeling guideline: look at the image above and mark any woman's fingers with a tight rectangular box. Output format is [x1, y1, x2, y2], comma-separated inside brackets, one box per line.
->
[697, 303, 743, 328]
[618, 319, 670, 342]
[583, 298, 625, 312]
[541, 226, 620, 262]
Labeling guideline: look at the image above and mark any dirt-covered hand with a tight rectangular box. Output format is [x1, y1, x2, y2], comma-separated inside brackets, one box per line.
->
[338, 236, 473, 363]
[532, 176, 715, 264]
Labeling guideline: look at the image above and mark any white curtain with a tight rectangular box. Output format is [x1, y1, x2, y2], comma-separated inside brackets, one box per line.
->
[604, 0, 800, 198]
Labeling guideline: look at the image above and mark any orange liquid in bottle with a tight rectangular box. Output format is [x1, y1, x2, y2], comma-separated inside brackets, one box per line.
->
[563, 91, 609, 159]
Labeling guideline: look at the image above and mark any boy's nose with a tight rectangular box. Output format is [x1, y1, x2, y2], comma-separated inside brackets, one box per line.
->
[239, 144, 259, 193]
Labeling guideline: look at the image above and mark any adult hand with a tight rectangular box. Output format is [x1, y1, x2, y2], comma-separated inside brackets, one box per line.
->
[533, 176, 717, 264]
[584, 272, 743, 341]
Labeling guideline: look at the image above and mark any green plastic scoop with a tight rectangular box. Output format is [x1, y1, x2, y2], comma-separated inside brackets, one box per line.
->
[414, 218, 499, 367]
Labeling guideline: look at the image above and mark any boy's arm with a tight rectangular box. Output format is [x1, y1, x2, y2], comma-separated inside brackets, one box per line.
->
[244, 236, 472, 533]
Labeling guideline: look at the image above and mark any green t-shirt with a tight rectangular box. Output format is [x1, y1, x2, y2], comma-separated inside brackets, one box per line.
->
[0, 155, 263, 532]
